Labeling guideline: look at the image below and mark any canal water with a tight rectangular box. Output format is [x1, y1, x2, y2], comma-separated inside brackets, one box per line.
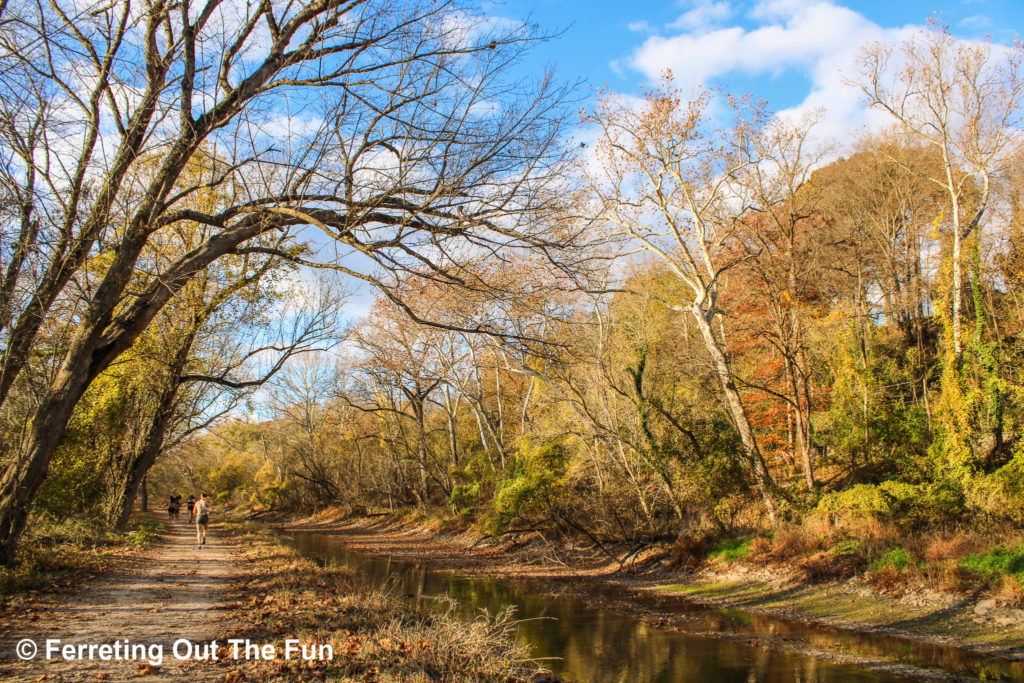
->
[284, 531, 1023, 682]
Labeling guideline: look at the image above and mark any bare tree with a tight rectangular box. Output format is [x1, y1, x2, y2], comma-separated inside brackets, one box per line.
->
[856, 23, 1024, 359]
[0, 0, 577, 563]
[585, 81, 779, 522]
[729, 113, 834, 489]
[107, 276, 344, 528]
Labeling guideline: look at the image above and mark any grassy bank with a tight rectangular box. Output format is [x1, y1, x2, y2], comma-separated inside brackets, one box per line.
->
[216, 525, 550, 682]
[0, 513, 164, 596]
[657, 521, 1024, 652]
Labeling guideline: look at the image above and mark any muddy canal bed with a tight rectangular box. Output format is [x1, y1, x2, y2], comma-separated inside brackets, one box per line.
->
[283, 531, 1024, 682]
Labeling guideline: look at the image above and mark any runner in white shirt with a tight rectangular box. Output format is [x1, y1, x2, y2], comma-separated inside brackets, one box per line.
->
[194, 493, 211, 549]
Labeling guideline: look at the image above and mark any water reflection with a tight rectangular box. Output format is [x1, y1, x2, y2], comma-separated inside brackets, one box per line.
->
[285, 532, 1021, 682]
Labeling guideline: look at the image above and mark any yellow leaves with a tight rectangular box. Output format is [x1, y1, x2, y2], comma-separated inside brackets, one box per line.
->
[931, 209, 945, 239]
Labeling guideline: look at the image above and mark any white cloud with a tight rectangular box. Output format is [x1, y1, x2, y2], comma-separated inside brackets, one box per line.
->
[668, 0, 733, 32]
[748, 0, 818, 21]
[625, 1, 920, 144]
[630, 2, 875, 90]
[958, 14, 993, 32]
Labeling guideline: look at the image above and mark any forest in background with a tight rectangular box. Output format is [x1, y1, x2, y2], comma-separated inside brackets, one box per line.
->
[1, 0, 1023, 600]
[152, 31, 1024, 596]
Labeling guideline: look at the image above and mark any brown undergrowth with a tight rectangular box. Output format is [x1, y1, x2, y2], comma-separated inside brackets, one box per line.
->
[671, 515, 1024, 606]
[0, 513, 162, 597]
[217, 526, 554, 682]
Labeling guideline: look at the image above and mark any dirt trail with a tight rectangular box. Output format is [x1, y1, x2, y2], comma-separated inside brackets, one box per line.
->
[0, 521, 236, 681]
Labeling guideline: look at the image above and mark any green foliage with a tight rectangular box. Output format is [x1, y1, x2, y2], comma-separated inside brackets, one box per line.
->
[449, 483, 480, 516]
[709, 537, 752, 562]
[822, 322, 930, 473]
[959, 545, 1024, 583]
[487, 441, 567, 534]
[972, 450, 1024, 523]
[817, 480, 964, 528]
[22, 510, 108, 548]
[126, 521, 165, 548]
[870, 547, 913, 571]
[817, 484, 889, 519]
[2, 516, 163, 595]
[930, 238, 1008, 481]
[208, 453, 257, 503]
[448, 449, 500, 516]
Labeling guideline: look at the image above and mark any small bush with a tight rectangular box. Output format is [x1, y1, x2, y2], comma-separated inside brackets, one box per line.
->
[831, 538, 863, 558]
[960, 545, 1024, 584]
[448, 483, 479, 516]
[870, 547, 913, 571]
[126, 521, 165, 548]
[710, 537, 751, 562]
[939, 564, 977, 592]
[487, 441, 567, 534]
[747, 536, 772, 558]
[772, 527, 816, 558]
[798, 550, 862, 582]
[670, 535, 708, 569]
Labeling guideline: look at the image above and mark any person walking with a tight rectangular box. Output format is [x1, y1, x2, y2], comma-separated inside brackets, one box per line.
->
[194, 493, 211, 549]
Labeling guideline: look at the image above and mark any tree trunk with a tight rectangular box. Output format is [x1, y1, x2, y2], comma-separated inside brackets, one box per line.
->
[690, 304, 778, 523]
[0, 217, 266, 565]
[110, 394, 179, 530]
[0, 370, 88, 565]
[110, 331, 195, 529]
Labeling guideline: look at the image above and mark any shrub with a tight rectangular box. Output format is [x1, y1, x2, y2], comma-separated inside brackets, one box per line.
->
[126, 521, 165, 548]
[487, 441, 567, 534]
[960, 545, 1024, 583]
[448, 483, 480, 516]
[709, 537, 752, 562]
[972, 451, 1024, 523]
[817, 484, 888, 520]
[870, 547, 913, 571]
[816, 480, 965, 529]
[670, 535, 709, 569]
[831, 538, 863, 558]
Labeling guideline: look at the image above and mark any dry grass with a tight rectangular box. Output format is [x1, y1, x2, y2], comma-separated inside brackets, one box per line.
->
[0, 515, 161, 597]
[697, 517, 1024, 600]
[770, 524, 822, 558]
[668, 535, 708, 569]
[218, 530, 548, 682]
[921, 533, 985, 563]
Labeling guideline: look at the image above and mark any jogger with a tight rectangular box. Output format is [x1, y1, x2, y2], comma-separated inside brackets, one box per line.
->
[194, 493, 210, 548]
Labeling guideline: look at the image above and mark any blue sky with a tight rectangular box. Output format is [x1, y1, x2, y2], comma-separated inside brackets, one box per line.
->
[489, 0, 1023, 131]
[322, 0, 1023, 326]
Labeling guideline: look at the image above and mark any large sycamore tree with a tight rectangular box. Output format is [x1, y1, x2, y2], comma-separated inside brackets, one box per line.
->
[0, 0, 576, 564]
[585, 81, 779, 522]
